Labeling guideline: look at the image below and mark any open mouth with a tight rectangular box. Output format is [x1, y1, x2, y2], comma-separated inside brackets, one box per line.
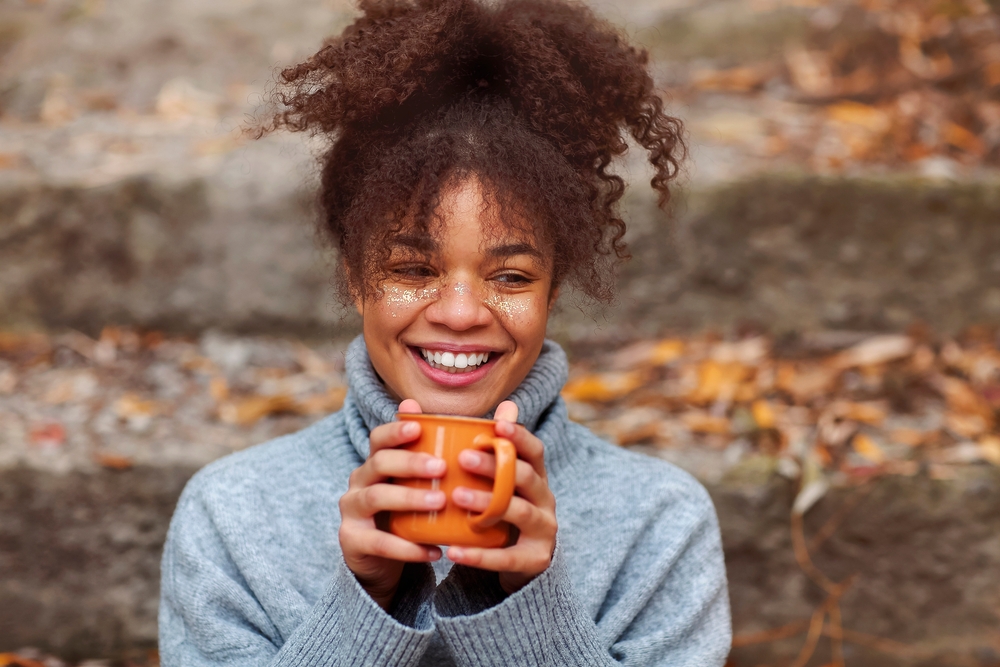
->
[416, 347, 492, 374]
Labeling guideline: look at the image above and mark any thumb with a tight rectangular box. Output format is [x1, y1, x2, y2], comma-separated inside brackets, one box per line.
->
[494, 400, 518, 423]
[398, 399, 423, 414]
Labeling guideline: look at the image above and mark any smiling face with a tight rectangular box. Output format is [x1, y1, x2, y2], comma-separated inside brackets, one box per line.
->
[356, 177, 557, 416]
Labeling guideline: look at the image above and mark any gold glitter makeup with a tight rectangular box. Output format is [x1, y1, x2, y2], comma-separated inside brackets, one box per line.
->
[380, 284, 441, 317]
[484, 291, 533, 322]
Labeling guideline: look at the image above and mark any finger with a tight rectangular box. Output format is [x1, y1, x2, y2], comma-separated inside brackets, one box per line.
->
[369, 419, 422, 455]
[342, 523, 442, 562]
[445, 542, 552, 574]
[398, 399, 422, 414]
[342, 484, 446, 517]
[451, 491, 552, 535]
[349, 449, 446, 488]
[494, 400, 519, 423]
[492, 422, 547, 479]
[456, 452, 549, 506]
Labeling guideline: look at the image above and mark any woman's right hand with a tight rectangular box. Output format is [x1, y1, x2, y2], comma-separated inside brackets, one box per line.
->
[338, 399, 445, 610]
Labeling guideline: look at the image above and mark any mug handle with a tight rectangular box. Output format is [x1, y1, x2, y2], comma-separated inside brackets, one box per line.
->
[467, 433, 517, 530]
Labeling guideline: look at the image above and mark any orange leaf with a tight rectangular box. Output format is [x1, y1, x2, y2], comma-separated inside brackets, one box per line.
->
[751, 399, 777, 429]
[681, 412, 731, 435]
[889, 428, 928, 447]
[944, 122, 984, 155]
[562, 371, 645, 403]
[219, 394, 297, 426]
[979, 436, 1000, 466]
[29, 422, 66, 448]
[95, 452, 134, 470]
[852, 433, 886, 464]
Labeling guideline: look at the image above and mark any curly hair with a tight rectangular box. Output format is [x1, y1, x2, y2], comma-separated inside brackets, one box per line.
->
[261, 0, 684, 303]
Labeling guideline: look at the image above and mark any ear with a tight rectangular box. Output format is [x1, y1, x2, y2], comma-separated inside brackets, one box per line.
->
[343, 262, 364, 316]
[547, 284, 560, 312]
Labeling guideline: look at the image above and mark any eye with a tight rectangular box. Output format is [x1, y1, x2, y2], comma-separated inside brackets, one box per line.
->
[493, 272, 533, 286]
[390, 264, 436, 279]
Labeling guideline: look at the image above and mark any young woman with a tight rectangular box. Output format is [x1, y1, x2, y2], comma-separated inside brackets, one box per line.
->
[158, 0, 731, 664]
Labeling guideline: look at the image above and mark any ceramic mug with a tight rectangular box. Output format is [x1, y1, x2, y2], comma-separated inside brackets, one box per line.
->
[387, 413, 516, 548]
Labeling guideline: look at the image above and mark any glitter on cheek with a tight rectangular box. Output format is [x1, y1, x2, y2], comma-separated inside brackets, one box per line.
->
[484, 292, 534, 322]
[379, 285, 441, 317]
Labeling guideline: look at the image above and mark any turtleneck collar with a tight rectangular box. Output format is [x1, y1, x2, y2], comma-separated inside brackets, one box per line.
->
[340, 335, 575, 479]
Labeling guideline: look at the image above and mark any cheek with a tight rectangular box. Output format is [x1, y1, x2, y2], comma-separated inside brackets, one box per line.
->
[484, 292, 547, 335]
[377, 285, 441, 318]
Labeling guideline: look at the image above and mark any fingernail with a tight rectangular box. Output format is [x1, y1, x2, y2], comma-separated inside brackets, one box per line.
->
[425, 491, 444, 505]
[459, 450, 481, 466]
[428, 547, 442, 560]
[453, 488, 472, 504]
[450, 547, 465, 560]
[497, 421, 514, 436]
[403, 422, 419, 436]
[426, 458, 446, 474]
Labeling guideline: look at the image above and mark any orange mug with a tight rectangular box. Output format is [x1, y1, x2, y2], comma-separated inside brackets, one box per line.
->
[387, 413, 517, 548]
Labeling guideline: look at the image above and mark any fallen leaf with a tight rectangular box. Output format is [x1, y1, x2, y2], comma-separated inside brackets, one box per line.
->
[95, 452, 134, 470]
[219, 394, 298, 426]
[979, 436, 1000, 466]
[946, 411, 989, 438]
[889, 428, 929, 446]
[209, 376, 230, 403]
[839, 401, 888, 425]
[115, 393, 161, 418]
[562, 371, 645, 403]
[852, 433, 886, 464]
[834, 335, 914, 368]
[692, 66, 769, 92]
[827, 101, 892, 133]
[297, 386, 348, 415]
[687, 361, 753, 405]
[0, 653, 47, 667]
[29, 422, 66, 448]
[751, 399, 777, 429]
[681, 411, 731, 435]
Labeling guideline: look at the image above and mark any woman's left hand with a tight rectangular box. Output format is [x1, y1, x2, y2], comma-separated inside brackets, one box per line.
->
[447, 400, 557, 595]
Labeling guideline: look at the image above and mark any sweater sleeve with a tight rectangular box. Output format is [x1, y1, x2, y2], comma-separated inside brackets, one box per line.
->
[158, 481, 435, 667]
[430, 486, 731, 667]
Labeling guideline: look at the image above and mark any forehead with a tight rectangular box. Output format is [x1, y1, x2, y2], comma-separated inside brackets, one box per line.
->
[388, 179, 548, 261]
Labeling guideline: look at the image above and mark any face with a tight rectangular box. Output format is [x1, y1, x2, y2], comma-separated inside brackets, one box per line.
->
[356, 178, 558, 416]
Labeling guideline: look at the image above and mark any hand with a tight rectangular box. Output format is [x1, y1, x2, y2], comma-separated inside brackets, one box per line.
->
[446, 401, 558, 595]
[338, 399, 446, 609]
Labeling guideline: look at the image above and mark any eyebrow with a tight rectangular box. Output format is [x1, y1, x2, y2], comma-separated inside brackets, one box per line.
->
[388, 234, 437, 253]
[485, 242, 543, 260]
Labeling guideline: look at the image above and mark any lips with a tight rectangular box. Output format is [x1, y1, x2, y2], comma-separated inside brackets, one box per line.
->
[409, 346, 500, 387]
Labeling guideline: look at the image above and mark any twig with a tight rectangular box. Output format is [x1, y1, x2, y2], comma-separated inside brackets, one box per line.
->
[731, 620, 809, 647]
[829, 600, 845, 667]
[789, 604, 827, 667]
[791, 511, 838, 594]
[808, 482, 875, 553]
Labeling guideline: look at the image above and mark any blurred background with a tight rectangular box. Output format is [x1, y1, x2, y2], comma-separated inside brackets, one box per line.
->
[1, 0, 999, 665]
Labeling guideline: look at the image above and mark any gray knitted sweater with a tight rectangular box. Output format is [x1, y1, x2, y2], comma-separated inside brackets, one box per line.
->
[159, 337, 731, 666]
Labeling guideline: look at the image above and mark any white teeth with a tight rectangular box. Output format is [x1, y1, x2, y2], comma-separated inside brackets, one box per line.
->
[418, 348, 491, 372]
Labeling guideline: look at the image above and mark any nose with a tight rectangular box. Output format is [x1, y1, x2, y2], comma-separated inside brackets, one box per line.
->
[424, 281, 492, 331]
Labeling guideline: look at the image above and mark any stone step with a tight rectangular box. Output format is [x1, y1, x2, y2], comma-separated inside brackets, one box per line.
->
[2, 460, 997, 664]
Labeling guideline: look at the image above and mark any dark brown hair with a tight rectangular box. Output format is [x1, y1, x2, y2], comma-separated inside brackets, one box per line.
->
[262, 0, 684, 302]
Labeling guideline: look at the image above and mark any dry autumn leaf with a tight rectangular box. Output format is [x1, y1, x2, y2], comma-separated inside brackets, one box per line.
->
[834, 335, 914, 369]
[562, 371, 645, 403]
[852, 433, 887, 464]
[95, 452, 135, 470]
[681, 411, 731, 435]
[218, 394, 298, 426]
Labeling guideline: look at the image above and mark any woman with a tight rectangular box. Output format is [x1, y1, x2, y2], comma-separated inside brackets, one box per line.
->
[158, 0, 731, 664]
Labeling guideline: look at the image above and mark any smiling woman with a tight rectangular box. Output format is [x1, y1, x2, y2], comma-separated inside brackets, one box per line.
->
[158, 0, 731, 665]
